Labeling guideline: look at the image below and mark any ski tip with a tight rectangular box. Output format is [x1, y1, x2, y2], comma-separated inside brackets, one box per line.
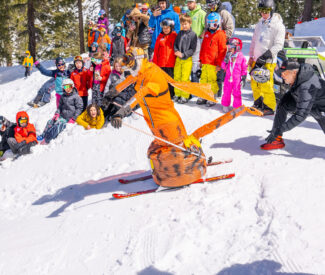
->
[118, 179, 127, 184]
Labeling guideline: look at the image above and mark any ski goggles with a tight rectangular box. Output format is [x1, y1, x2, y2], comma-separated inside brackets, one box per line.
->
[74, 55, 83, 62]
[91, 57, 102, 64]
[18, 117, 28, 125]
[63, 84, 73, 90]
[258, 7, 272, 14]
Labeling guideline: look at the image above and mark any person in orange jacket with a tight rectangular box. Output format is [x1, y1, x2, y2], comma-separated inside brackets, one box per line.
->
[97, 27, 111, 52]
[197, 12, 227, 106]
[87, 21, 96, 53]
[70, 56, 91, 111]
[7, 111, 37, 156]
[88, 52, 111, 106]
[153, 18, 177, 98]
[106, 47, 217, 187]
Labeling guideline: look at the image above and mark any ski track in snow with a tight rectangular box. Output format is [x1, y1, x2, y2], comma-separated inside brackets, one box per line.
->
[0, 28, 325, 275]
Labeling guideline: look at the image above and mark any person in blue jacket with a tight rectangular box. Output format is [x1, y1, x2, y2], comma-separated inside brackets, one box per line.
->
[149, 0, 181, 55]
[34, 57, 70, 108]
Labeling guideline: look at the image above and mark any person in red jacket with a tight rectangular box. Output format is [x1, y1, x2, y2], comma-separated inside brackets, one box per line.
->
[7, 111, 37, 156]
[197, 12, 227, 106]
[88, 51, 111, 107]
[153, 18, 177, 98]
[70, 56, 91, 111]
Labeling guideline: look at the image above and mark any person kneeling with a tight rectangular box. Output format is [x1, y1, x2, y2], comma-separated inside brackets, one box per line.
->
[7, 111, 37, 156]
[38, 79, 83, 144]
[76, 103, 105, 130]
[261, 60, 325, 150]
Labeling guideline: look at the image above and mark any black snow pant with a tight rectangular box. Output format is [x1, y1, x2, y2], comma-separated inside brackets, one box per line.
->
[7, 138, 37, 155]
[92, 85, 104, 107]
[161, 67, 174, 99]
[81, 96, 88, 112]
[217, 69, 225, 97]
[25, 67, 31, 78]
[272, 93, 325, 134]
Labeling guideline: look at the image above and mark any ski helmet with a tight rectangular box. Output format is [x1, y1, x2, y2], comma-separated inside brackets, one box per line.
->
[206, 0, 220, 10]
[207, 12, 221, 29]
[250, 67, 271, 83]
[62, 78, 75, 92]
[55, 57, 65, 67]
[98, 9, 106, 16]
[227, 37, 243, 53]
[157, 0, 170, 8]
[74, 55, 84, 67]
[160, 18, 175, 30]
[258, 0, 275, 12]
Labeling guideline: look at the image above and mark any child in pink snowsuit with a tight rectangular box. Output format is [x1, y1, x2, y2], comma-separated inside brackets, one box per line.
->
[221, 38, 247, 111]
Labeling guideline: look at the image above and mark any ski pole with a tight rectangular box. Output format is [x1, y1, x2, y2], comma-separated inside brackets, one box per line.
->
[122, 122, 205, 159]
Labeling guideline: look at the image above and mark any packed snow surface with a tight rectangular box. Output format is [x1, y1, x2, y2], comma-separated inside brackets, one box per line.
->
[0, 29, 324, 275]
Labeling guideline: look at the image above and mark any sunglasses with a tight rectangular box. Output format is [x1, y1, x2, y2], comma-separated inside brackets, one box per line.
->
[63, 85, 73, 90]
[208, 22, 219, 29]
[57, 63, 65, 67]
[258, 8, 272, 14]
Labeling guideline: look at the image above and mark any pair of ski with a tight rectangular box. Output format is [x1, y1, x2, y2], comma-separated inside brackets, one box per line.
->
[112, 159, 235, 199]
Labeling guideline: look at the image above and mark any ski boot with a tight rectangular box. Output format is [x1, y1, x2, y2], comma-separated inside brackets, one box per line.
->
[261, 136, 285, 150]
[196, 98, 207, 105]
[178, 97, 189, 104]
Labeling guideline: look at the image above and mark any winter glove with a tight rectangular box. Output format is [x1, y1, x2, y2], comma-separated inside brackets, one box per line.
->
[255, 50, 272, 68]
[52, 113, 60, 121]
[111, 105, 132, 129]
[111, 116, 122, 129]
[34, 60, 40, 66]
[241, 75, 247, 88]
[265, 128, 282, 144]
[68, 118, 75, 124]
[195, 69, 202, 79]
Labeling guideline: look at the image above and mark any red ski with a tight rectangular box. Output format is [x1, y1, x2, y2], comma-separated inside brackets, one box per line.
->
[118, 159, 233, 184]
[112, 173, 235, 199]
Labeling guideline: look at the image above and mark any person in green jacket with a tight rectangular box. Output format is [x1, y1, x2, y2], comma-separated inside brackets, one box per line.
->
[22, 50, 34, 78]
[187, 0, 206, 82]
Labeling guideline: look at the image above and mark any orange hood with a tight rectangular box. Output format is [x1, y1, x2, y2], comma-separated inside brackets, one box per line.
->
[16, 111, 29, 124]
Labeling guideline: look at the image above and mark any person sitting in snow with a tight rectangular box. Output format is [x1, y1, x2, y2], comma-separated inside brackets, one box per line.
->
[22, 50, 33, 78]
[0, 116, 16, 161]
[38, 79, 83, 144]
[260, 60, 325, 150]
[76, 103, 105, 130]
[34, 57, 70, 108]
[6, 111, 37, 156]
[27, 78, 55, 108]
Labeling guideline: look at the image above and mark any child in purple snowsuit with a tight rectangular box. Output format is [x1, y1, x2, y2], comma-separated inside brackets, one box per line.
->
[97, 9, 109, 34]
[221, 38, 247, 111]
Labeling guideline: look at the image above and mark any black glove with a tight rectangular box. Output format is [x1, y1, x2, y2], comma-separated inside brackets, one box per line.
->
[110, 105, 132, 129]
[241, 75, 247, 88]
[265, 128, 282, 144]
[111, 116, 122, 129]
[255, 50, 272, 68]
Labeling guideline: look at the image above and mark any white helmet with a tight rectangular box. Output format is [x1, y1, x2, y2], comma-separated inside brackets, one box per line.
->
[250, 67, 270, 83]
[62, 78, 75, 88]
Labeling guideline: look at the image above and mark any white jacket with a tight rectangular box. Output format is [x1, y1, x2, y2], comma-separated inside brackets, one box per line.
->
[249, 13, 285, 63]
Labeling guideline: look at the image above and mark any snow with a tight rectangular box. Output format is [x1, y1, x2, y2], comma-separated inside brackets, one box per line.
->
[0, 28, 325, 275]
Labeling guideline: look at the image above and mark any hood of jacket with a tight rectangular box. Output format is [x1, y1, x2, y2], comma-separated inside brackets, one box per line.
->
[294, 63, 318, 88]
[25, 50, 31, 57]
[162, 4, 174, 15]
[189, 4, 203, 15]
[16, 111, 29, 124]
[222, 2, 232, 13]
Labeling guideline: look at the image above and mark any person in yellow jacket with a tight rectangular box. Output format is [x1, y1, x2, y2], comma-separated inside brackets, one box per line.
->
[22, 50, 34, 78]
[76, 104, 105, 130]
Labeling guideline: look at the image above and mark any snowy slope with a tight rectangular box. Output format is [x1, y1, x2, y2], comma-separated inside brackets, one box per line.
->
[0, 29, 325, 275]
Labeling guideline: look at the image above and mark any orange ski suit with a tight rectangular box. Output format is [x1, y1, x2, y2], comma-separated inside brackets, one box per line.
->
[123, 60, 207, 187]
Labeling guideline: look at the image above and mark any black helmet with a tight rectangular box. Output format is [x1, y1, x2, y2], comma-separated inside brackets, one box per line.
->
[206, 0, 220, 6]
[55, 57, 65, 66]
[258, 0, 275, 10]
[160, 18, 175, 30]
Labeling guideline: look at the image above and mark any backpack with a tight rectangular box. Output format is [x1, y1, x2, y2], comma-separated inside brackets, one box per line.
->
[138, 22, 151, 45]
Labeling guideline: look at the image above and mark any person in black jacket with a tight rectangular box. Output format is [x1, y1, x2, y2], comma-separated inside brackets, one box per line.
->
[261, 61, 325, 150]
[0, 116, 16, 160]
[173, 14, 197, 103]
